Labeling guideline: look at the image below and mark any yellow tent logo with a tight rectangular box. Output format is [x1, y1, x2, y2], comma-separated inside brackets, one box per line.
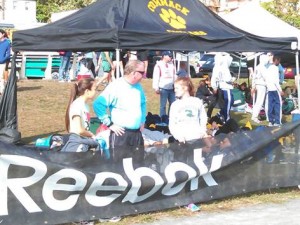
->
[159, 8, 186, 30]
[147, 0, 207, 36]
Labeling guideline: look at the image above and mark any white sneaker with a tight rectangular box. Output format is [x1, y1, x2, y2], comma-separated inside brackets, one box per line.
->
[245, 104, 253, 113]
[100, 82, 108, 87]
[99, 216, 121, 223]
[72, 221, 94, 225]
[251, 118, 261, 124]
[268, 122, 273, 127]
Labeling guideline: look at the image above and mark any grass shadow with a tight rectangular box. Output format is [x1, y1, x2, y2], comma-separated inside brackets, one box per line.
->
[17, 86, 43, 91]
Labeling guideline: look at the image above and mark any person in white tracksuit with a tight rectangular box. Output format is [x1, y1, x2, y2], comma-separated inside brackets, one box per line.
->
[265, 55, 284, 126]
[211, 54, 235, 122]
[210, 54, 224, 119]
[251, 54, 269, 124]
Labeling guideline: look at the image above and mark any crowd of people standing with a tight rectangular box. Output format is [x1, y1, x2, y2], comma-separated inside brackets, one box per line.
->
[251, 52, 284, 126]
[57, 50, 151, 83]
[38, 49, 289, 224]
[64, 51, 288, 155]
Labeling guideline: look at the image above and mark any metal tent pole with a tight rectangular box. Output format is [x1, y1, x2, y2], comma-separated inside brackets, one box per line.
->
[187, 54, 190, 77]
[295, 51, 300, 110]
[116, 49, 120, 79]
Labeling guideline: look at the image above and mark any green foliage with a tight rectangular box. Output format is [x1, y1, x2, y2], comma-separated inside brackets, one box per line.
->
[36, 0, 300, 28]
[261, 0, 300, 29]
[36, 0, 96, 22]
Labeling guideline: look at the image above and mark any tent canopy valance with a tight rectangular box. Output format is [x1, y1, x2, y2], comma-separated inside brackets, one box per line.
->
[12, 0, 298, 53]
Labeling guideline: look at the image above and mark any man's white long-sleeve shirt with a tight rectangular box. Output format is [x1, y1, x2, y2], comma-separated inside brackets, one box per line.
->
[265, 64, 282, 92]
[152, 60, 176, 91]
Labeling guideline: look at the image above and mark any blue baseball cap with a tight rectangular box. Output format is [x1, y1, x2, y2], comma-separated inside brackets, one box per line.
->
[161, 51, 173, 57]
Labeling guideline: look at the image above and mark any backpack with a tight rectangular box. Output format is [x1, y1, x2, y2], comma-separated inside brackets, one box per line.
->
[35, 134, 67, 151]
[282, 98, 294, 115]
[232, 88, 245, 106]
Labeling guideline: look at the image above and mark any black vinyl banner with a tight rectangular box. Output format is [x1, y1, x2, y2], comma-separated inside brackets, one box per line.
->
[1, 121, 300, 225]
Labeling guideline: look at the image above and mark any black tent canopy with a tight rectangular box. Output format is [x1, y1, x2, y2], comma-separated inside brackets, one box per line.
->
[2, 0, 298, 143]
[12, 0, 297, 52]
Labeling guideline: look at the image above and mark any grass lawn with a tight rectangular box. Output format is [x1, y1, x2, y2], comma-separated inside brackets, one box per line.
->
[16, 77, 299, 225]
[17, 77, 294, 144]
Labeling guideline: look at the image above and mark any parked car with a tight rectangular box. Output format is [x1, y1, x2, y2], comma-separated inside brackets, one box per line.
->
[188, 53, 216, 78]
[275, 52, 299, 79]
[198, 53, 216, 68]
[198, 54, 249, 78]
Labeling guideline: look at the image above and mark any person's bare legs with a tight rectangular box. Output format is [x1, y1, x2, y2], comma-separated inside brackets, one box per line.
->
[119, 61, 124, 77]
[111, 61, 117, 81]
[112, 60, 124, 79]
[96, 72, 111, 87]
[143, 60, 148, 78]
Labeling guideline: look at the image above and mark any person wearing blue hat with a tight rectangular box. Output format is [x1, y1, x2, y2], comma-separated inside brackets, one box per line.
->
[152, 50, 177, 117]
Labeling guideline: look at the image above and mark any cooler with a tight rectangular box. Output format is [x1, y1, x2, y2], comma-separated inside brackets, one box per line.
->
[77, 74, 92, 80]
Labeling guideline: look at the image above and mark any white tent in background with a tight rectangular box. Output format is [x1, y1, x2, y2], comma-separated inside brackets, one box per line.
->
[220, 1, 300, 63]
[220, 2, 300, 38]
[50, 9, 79, 22]
[221, 1, 300, 109]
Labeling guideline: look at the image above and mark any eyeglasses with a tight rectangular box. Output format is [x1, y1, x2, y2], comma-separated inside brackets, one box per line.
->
[135, 71, 145, 75]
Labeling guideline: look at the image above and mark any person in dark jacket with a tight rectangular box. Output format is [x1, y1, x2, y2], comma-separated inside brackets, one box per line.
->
[195, 78, 217, 118]
[0, 29, 11, 94]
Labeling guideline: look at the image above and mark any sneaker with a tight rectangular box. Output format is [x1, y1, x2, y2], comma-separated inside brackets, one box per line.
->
[265, 154, 276, 163]
[99, 216, 121, 223]
[58, 80, 65, 83]
[251, 118, 261, 124]
[109, 216, 121, 222]
[96, 81, 108, 88]
[245, 104, 253, 113]
[268, 122, 273, 127]
[216, 112, 225, 124]
[273, 123, 281, 127]
[72, 221, 94, 225]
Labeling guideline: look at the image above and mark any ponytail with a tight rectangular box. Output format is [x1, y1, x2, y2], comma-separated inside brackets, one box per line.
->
[65, 78, 94, 132]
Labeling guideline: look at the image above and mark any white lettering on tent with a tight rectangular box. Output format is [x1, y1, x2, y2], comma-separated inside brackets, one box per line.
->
[0, 155, 47, 216]
[86, 172, 127, 206]
[43, 169, 87, 211]
[122, 158, 164, 203]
